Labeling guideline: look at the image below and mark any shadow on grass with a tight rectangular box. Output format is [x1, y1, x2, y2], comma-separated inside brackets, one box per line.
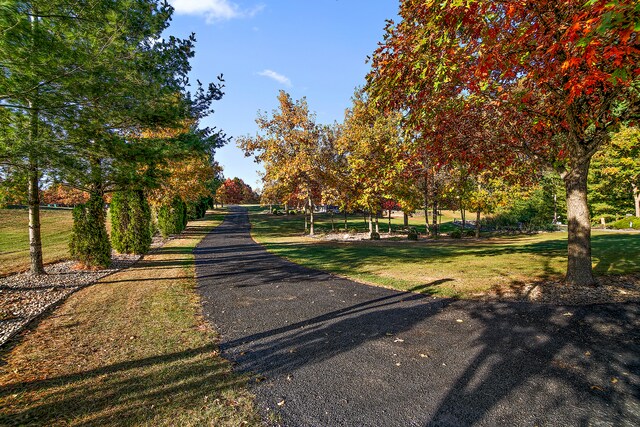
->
[0, 344, 248, 426]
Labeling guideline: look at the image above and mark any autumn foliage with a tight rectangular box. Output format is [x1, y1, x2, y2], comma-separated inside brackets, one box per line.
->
[41, 184, 89, 206]
[367, 0, 640, 285]
[215, 178, 258, 205]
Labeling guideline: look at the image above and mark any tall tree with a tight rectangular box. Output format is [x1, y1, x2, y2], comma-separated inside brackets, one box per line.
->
[0, 0, 218, 272]
[239, 91, 324, 235]
[338, 89, 404, 235]
[368, 0, 640, 285]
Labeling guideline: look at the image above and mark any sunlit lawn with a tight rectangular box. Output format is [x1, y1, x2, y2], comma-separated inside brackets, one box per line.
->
[248, 206, 640, 298]
[0, 208, 74, 276]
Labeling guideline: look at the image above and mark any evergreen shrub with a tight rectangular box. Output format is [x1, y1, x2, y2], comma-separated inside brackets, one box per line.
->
[110, 190, 152, 254]
[69, 193, 111, 268]
[158, 197, 187, 238]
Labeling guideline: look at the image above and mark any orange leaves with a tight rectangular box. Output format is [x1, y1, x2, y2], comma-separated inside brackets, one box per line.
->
[41, 184, 89, 206]
[561, 57, 582, 71]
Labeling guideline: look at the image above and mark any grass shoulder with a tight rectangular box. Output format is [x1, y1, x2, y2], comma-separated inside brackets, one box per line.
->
[0, 208, 260, 426]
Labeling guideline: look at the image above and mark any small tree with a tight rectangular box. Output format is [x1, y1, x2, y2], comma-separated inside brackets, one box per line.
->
[110, 190, 152, 254]
[69, 193, 111, 268]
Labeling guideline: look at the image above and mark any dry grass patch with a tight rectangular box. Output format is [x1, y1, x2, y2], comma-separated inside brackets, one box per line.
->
[0, 210, 259, 426]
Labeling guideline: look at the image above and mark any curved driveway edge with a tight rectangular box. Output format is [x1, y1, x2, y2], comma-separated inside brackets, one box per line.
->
[195, 206, 640, 426]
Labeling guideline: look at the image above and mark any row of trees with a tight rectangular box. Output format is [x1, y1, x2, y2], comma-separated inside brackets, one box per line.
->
[242, 1, 639, 287]
[215, 177, 259, 205]
[0, 1, 226, 273]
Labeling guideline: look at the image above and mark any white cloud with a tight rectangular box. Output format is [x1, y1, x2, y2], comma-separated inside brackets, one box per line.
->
[170, 0, 264, 23]
[258, 69, 292, 86]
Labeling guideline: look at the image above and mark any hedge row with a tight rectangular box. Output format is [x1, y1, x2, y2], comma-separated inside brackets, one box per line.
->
[70, 192, 212, 267]
[610, 216, 640, 230]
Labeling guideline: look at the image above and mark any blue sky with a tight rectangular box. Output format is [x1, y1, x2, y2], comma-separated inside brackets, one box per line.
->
[166, 0, 399, 190]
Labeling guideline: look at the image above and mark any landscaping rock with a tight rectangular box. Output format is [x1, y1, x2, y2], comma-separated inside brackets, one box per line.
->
[0, 235, 167, 346]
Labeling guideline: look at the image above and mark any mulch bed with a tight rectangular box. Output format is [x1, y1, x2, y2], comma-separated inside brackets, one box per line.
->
[486, 273, 640, 305]
[0, 237, 168, 346]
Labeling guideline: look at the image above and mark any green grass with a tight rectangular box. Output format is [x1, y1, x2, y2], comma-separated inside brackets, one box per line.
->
[0, 208, 75, 276]
[0, 209, 259, 426]
[249, 206, 640, 298]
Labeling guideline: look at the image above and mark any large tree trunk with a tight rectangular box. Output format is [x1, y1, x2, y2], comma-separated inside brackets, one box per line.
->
[28, 161, 45, 275]
[633, 184, 640, 218]
[564, 163, 596, 286]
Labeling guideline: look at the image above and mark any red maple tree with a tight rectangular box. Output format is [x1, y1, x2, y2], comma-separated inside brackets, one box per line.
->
[368, 0, 640, 285]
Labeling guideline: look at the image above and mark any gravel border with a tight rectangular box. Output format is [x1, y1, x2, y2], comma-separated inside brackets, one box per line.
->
[0, 236, 168, 347]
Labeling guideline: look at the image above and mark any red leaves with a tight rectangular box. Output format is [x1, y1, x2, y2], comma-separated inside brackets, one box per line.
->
[561, 57, 582, 72]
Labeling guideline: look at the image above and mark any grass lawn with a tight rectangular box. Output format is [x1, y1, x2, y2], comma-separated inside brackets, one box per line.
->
[0, 209, 259, 426]
[0, 208, 74, 276]
[248, 206, 640, 298]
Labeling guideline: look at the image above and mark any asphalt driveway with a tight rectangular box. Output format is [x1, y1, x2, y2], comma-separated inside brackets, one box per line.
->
[195, 206, 640, 426]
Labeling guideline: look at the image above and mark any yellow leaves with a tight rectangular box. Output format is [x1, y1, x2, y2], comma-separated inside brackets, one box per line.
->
[148, 155, 216, 206]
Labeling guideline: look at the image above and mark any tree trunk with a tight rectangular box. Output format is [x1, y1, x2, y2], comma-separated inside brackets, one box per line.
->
[388, 209, 392, 233]
[344, 211, 348, 230]
[423, 185, 430, 234]
[330, 212, 335, 231]
[633, 184, 640, 218]
[308, 196, 314, 236]
[368, 212, 373, 233]
[375, 213, 379, 233]
[461, 207, 466, 230]
[27, 95, 44, 275]
[284, 202, 288, 214]
[564, 163, 596, 286]
[475, 210, 481, 238]
[403, 212, 409, 227]
[432, 200, 439, 238]
[28, 161, 45, 275]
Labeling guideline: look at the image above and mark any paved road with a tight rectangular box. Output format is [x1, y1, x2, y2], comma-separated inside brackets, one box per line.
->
[195, 207, 640, 426]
